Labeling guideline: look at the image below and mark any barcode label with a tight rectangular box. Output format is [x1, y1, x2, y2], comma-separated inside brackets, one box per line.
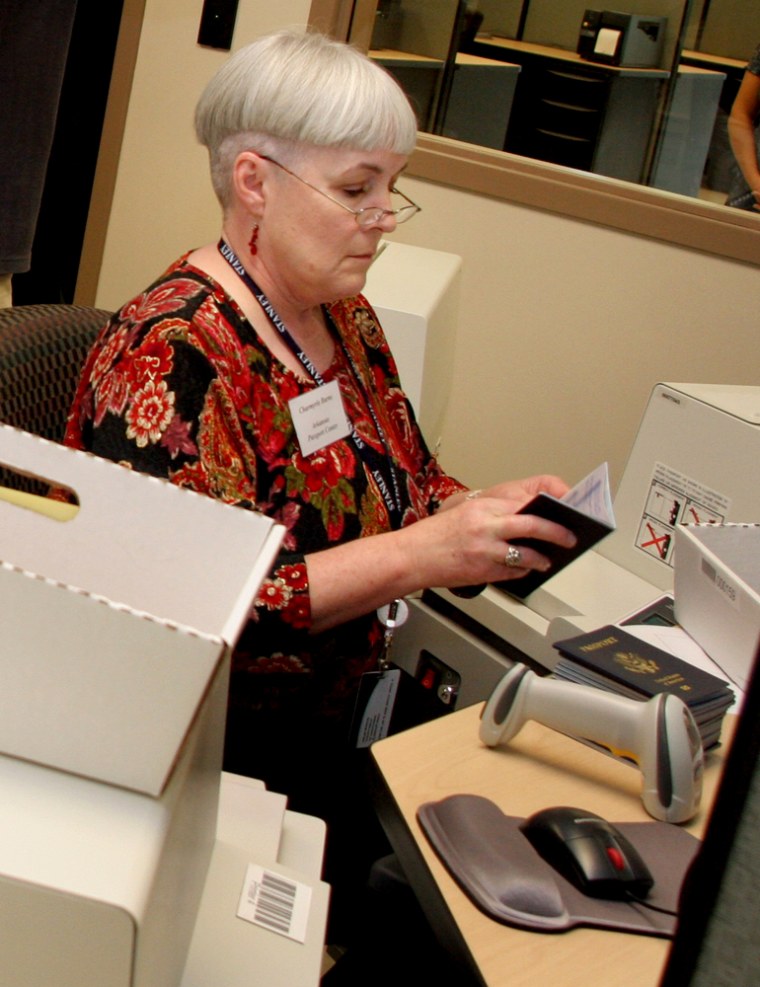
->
[237, 864, 312, 942]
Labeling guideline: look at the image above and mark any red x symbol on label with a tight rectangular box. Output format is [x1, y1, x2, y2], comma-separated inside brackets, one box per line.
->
[642, 522, 670, 559]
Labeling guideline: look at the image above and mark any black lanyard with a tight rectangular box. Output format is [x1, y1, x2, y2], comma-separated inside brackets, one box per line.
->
[218, 239, 405, 528]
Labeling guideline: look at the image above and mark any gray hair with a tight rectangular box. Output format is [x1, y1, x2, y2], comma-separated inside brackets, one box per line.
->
[195, 30, 418, 207]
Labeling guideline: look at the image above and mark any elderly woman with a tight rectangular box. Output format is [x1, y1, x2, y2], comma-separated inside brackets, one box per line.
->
[63, 29, 574, 940]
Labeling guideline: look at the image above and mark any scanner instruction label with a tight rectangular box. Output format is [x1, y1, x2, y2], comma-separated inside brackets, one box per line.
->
[635, 463, 729, 567]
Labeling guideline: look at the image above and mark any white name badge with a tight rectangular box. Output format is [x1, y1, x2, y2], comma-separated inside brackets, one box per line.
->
[289, 379, 352, 457]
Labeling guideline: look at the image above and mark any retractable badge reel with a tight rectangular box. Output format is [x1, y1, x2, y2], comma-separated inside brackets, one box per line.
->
[352, 598, 409, 748]
[377, 598, 410, 670]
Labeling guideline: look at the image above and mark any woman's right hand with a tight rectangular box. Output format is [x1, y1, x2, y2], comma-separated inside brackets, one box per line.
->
[401, 492, 577, 591]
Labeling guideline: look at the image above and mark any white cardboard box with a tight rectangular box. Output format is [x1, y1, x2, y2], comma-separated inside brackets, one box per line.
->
[0, 424, 284, 987]
[674, 523, 760, 692]
[0, 657, 228, 987]
[0, 424, 282, 796]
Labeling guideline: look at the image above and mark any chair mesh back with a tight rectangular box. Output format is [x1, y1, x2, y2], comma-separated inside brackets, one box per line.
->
[0, 303, 110, 492]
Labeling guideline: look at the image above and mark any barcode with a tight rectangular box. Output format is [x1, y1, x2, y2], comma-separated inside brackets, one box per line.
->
[249, 871, 297, 933]
[238, 863, 312, 942]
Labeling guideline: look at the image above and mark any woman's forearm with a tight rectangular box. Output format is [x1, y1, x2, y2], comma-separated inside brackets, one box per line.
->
[305, 527, 423, 634]
[728, 117, 760, 189]
[305, 489, 577, 635]
[729, 72, 760, 195]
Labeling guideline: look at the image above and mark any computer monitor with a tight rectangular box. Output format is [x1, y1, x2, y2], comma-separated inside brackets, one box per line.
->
[660, 637, 760, 985]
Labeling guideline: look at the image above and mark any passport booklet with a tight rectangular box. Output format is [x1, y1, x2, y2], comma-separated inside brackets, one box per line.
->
[552, 623, 735, 748]
[494, 462, 616, 598]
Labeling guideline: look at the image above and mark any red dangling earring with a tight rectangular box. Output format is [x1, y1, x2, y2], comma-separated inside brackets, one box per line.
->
[248, 224, 259, 257]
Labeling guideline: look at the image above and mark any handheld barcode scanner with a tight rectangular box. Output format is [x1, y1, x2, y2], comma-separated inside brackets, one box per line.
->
[479, 665, 704, 824]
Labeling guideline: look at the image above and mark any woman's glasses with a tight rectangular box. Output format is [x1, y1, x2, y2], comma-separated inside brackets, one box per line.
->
[259, 155, 421, 228]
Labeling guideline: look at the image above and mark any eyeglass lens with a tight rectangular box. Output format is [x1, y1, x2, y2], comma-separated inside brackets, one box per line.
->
[357, 203, 417, 228]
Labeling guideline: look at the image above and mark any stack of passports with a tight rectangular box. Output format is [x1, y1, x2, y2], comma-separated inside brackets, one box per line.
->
[552, 625, 735, 750]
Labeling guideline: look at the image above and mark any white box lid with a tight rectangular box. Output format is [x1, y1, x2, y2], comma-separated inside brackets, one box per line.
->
[0, 426, 283, 794]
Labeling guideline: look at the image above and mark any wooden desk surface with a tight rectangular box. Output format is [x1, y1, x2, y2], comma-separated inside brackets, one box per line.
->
[471, 36, 669, 78]
[682, 49, 747, 72]
[371, 703, 731, 987]
[370, 47, 441, 65]
[370, 48, 520, 70]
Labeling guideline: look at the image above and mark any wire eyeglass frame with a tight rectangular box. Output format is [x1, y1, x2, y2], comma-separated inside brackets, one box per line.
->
[258, 154, 421, 228]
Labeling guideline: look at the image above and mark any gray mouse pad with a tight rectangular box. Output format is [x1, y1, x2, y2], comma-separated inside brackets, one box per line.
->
[417, 794, 700, 935]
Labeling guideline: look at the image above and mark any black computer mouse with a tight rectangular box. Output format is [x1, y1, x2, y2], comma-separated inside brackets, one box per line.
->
[520, 806, 654, 900]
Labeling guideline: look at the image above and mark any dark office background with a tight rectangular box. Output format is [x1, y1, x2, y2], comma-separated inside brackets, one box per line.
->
[11, 0, 124, 306]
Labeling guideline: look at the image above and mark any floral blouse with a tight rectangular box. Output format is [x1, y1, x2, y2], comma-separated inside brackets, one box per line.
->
[63, 255, 465, 719]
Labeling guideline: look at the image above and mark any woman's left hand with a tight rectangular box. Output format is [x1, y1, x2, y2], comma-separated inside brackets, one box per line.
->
[440, 474, 570, 514]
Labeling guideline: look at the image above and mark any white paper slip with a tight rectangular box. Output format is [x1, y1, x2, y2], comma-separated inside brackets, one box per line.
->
[217, 773, 287, 863]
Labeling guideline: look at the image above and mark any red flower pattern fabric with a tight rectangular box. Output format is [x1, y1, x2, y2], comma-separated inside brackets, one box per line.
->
[63, 255, 465, 717]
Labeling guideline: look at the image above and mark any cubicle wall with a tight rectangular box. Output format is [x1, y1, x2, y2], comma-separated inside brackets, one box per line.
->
[474, 0, 523, 39]
[696, 0, 759, 61]
[370, 0, 462, 131]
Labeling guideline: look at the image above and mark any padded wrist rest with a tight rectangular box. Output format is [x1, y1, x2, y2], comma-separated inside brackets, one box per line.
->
[417, 794, 700, 935]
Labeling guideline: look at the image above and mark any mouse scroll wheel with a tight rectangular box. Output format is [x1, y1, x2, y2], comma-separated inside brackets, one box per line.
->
[606, 846, 626, 872]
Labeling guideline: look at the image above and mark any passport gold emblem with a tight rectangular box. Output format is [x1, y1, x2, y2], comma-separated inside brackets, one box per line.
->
[614, 651, 659, 676]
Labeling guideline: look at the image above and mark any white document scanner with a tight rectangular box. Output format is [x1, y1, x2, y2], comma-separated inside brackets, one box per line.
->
[395, 382, 760, 706]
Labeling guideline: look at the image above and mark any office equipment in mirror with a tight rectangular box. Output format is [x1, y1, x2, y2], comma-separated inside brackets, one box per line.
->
[362, 0, 757, 204]
[576, 10, 666, 67]
[310, 0, 759, 268]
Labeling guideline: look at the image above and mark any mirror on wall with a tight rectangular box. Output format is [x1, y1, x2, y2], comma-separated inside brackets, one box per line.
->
[363, 0, 759, 210]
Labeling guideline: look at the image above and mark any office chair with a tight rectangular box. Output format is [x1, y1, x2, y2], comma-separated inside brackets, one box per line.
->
[0, 303, 110, 492]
